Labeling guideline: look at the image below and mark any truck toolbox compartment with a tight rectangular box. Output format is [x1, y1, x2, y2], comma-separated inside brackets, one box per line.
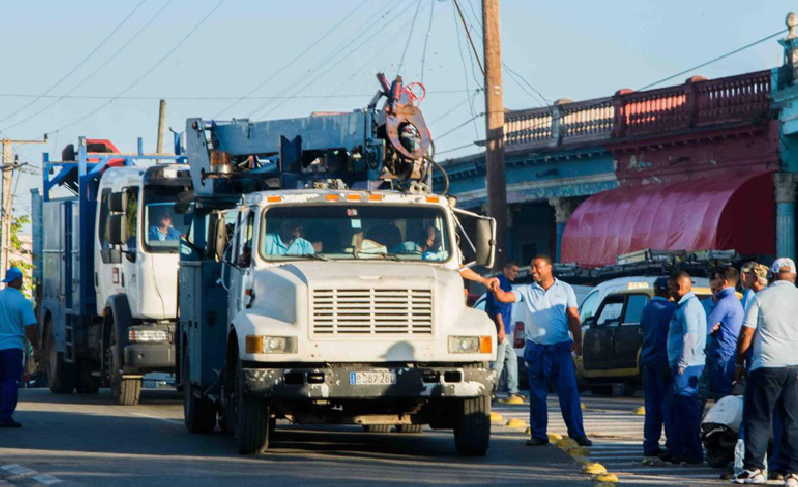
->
[124, 344, 175, 372]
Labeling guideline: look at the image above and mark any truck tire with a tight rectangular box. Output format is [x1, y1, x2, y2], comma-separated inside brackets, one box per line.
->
[236, 360, 271, 454]
[183, 350, 216, 434]
[112, 376, 141, 406]
[44, 319, 75, 394]
[453, 395, 491, 456]
[396, 424, 423, 434]
[363, 424, 392, 433]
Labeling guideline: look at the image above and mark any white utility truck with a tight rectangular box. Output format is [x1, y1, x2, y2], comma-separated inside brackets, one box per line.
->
[32, 137, 191, 405]
[178, 75, 498, 455]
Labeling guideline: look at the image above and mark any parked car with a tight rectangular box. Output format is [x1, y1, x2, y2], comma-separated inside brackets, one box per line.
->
[580, 277, 713, 394]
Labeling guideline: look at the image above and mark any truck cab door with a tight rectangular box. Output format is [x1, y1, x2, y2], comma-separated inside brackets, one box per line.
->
[226, 208, 254, 318]
[611, 293, 649, 370]
[583, 295, 624, 371]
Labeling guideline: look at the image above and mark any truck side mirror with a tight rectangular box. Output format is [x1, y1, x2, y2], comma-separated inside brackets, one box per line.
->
[109, 192, 127, 213]
[108, 214, 129, 245]
[474, 217, 495, 268]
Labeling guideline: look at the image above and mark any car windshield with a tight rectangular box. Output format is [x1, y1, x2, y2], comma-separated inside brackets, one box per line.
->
[143, 192, 190, 252]
[260, 204, 451, 262]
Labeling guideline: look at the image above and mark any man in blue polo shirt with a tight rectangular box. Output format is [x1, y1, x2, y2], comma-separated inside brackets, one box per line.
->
[490, 255, 591, 447]
[665, 271, 706, 465]
[0, 268, 38, 428]
[640, 277, 677, 464]
[704, 266, 743, 399]
[484, 262, 521, 401]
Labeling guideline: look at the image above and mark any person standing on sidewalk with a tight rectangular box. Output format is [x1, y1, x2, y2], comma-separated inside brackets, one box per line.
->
[0, 268, 38, 428]
[640, 277, 678, 465]
[733, 258, 798, 486]
[485, 262, 523, 402]
[705, 267, 744, 399]
[664, 271, 707, 465]
[489, 255, 591, 447]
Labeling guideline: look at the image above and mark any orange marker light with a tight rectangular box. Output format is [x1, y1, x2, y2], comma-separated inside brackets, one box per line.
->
[246, 335, 265, 354]
[479, 336, 493, 354]
[346, 194, 361, 201]
[266, 196, 282, 203]
[425, 196, 440, 203]
[367, 194, 383, 201]
[325, 194, 339, 202]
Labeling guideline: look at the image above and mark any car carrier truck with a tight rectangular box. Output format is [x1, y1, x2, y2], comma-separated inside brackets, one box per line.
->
[178, 74, 498, 455]
[31, 137, 191, 405]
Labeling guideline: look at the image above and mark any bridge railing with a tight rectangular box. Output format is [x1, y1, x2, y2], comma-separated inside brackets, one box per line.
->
[502, 69, 772, 151]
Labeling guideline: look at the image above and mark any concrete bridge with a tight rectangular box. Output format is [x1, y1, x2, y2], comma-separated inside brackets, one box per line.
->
[440, 18, 798, 266]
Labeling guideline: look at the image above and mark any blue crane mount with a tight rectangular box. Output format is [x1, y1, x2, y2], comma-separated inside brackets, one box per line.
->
[184, 73, 435, 198]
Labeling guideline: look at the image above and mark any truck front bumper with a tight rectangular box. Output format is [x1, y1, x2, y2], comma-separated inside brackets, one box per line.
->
[123, 344, 175, 373]
[241, 365, 495, 399]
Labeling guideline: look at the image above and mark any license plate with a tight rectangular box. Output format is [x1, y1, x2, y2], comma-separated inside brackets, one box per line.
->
[349, 371, 396, 385]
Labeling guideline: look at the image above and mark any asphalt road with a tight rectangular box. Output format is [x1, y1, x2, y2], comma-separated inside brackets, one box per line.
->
[0, 388, 592, 487]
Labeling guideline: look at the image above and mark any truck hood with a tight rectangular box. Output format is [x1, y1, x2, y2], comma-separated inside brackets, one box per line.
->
[277, 261, 449, 288]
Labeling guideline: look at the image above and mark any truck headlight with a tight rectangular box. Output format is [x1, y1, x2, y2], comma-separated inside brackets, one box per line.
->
[128, 328, 169, 343]
[245, 335, 296, 354]
[448, 335, 493, 354]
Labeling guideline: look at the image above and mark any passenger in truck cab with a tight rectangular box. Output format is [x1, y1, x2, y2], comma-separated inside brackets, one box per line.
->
[149, 212, 181, 241]
[264, 222, 314, 255]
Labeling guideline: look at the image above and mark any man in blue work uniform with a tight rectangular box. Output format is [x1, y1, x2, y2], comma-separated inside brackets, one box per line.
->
[705, 267, 743, 399]
[665, 271, 706, 464]
[484, 262, 522, 401]
[640, 277, 677, 465]
[490, 255, 591, 447]
[0, 268, 38, 428]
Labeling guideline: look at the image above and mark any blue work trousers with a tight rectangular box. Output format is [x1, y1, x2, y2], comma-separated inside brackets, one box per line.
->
[669, 364, 704, 463]
[706, 351, 736, 398]
[493, 338, 519, 395]
[524, 340, 586, 441]
[642, 362, 673, 456]
[0, 348, 23, 422]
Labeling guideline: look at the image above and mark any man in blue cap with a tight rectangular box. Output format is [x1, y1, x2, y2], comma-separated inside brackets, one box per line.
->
[640, 277, 677, 465]
[0, 267, 38, 427]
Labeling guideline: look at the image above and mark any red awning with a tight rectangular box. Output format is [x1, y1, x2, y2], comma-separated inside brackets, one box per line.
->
[560, 172, 775, 267]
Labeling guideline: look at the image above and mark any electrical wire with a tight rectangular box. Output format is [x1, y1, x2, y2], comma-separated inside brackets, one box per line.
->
[2, 0, 172, 134]
[0, 0, 148, 128]
[452, 4, 481, 139]
[436, 142, 475, 155]
[639, 28, 788, 90]
[45, 0, 225, 136]
[503, 64, 550, 106]
[212, 0, 372, 118]
[452, 0, 483, 74]
[397, 0, 423, 75]
[0, 89, 472, 101]
[430, 89, 481, 126]
[436, 113, 484, 140]
[419, 0, 435, 83]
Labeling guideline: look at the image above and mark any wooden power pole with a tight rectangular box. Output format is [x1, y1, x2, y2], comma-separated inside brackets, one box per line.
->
[482, 0, 507, 268]
[0, 137, 46, 274]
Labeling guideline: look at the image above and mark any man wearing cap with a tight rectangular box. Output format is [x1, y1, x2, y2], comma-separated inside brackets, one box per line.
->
[640, 277, 677, 465]
[0, 267, 38, 427]
[733, 258, 798, 485]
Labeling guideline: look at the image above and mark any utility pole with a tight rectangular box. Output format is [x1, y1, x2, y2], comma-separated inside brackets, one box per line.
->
[156, 99, 167, 156]
[482, 0, 507, 268]
[0, 137, 46, 274]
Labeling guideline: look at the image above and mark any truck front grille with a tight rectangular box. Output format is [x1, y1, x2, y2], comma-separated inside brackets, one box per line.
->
[312, 289, 433, 335]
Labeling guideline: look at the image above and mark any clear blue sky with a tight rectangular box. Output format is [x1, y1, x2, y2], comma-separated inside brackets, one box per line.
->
[1, 0, 795, 218]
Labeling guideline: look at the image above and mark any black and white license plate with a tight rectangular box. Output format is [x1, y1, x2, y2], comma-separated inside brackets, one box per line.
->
[349, 371, 396, 385]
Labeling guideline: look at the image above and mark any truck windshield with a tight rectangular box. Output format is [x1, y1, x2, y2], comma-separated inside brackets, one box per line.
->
[143, 189, 190, 252]
[260, 205, 451, 262]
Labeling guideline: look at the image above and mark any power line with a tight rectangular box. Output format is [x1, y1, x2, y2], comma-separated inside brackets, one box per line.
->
[0, 0, 148, 129]
[212, 0, 372, 118]
[437, 142, 476, 155]
[436, 113, 484, 140]
[46, 0, 225, 135]
[452, 0, 483, 74]
[397, 0, 423, 75]
[640, 28, 788, 90]
[452, 3, 481, 139]
[2, 0, 172, 134]
[430, 90, 481, 126]
[0, 89, 472, 101]
[419, 0, 435, 83]
[503, 64, 550, 106]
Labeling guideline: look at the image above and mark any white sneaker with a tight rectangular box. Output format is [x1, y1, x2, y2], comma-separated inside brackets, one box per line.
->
[732, 469, 766, 484]
[784, 473, 798, 487]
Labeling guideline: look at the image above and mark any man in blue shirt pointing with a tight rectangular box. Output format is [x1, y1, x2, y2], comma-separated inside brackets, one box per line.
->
[704, 266, 743, 399]
[490, 255, 591, 447]
[0, 267, 38, 428]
